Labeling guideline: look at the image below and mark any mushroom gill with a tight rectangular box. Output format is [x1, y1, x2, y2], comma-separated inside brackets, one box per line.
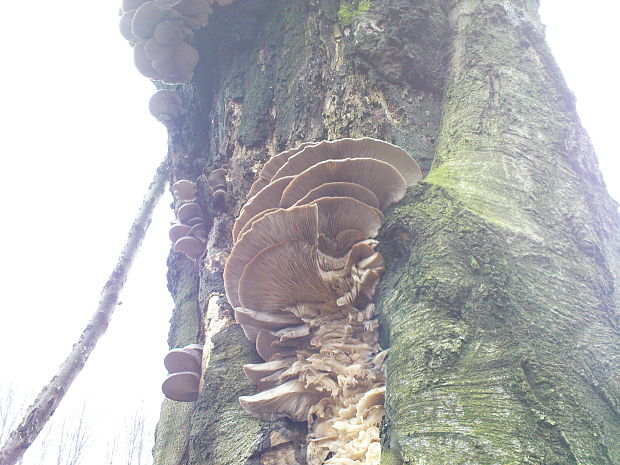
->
[224, 138, 421, 465]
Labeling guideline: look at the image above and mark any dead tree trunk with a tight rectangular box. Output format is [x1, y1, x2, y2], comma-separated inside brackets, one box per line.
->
[153, 1, 620, 464]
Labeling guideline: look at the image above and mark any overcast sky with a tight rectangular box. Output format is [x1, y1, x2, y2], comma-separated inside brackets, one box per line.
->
[0, 1, 617, 464]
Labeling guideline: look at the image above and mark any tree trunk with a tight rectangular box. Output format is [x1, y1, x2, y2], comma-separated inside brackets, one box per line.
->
[153, 1, 620, 464]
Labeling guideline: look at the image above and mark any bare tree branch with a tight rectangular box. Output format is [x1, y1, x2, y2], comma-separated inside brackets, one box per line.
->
[0, 155, 170, 465]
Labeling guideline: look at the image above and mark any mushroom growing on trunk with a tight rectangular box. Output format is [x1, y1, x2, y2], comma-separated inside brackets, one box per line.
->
[223, 138, 422, 465]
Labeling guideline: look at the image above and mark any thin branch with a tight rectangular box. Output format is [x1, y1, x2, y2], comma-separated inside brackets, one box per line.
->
[0, 155, 171, 465]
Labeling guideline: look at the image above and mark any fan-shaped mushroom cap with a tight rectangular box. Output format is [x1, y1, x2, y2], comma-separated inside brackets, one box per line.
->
[272, 137, 422, 187]
[188, 223, 207, 241]
[238, 379, 323, 421]
[238, 240, 334, 312]
[225, 205, 319, 307]
[162, 371, 200, 402]
[316, 240, 377, 272]
[145, 41, 199, 83]
[132, 1, 172, 40]
[174, 0, 213, 28]
[177, 202, 202, 223]
[169, 223, 191, 242]
[279, 159, 407, 209]
[240, 323, 260, 342]
[173, 235, 205, 259]
[172, 180, 197, 201]
[207, 168, 227, 189]
[232, 176, 294, 242]
[164, 348, 202, 373]
[294, 182, 379, 209]
[311, 197, 384, 256]
[149, 89, 186, 122]
[235, 207, 279, 241]
[153, 19, 193, 46]
[255, 327, 309, 361]
[246, 142, 317, 200]
[235, 307, 303, 331]
[243, 358, 295, 383]
[134, 41, 166, 81]
[119, 10, 137, 43]
[122, 0, 148, 13]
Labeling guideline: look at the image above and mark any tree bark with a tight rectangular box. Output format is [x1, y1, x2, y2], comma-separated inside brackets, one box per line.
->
[154, 1, 619, 464]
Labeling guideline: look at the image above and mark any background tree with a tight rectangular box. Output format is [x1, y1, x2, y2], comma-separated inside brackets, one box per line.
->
[147, 0, 618, 464]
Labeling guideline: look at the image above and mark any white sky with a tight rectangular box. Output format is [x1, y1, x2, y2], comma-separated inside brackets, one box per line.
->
[0, 1, 617, 464]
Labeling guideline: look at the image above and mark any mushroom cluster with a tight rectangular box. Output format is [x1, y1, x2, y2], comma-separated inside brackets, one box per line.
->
[169, 180, 208, 260]
[223, 138, 422, 464]
[119, 0, 242, 83]
[207, 167, 228, 210]
[149, 89, 186, 122]
[162, 344, 204, 401]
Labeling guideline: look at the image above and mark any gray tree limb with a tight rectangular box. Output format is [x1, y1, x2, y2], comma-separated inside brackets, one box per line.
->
[0, 155, 170, 465]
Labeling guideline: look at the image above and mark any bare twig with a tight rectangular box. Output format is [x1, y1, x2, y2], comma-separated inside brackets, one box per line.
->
[0, 155, 170, 465]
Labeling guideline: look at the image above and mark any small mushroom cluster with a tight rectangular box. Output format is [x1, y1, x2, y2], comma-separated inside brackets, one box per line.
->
[162, 344, 204, 401]
[223, 138, 422, 465]
[207, 168, 228, 210]
[119, 0, 242, 83]
[169, 180, 207, 260]
[149, 89, 186, 122]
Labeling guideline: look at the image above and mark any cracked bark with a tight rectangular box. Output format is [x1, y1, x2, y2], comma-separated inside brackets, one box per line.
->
[152, 1, 619, 464]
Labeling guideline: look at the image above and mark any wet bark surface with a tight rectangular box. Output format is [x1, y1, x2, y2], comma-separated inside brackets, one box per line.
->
[153, 0, 619, 464]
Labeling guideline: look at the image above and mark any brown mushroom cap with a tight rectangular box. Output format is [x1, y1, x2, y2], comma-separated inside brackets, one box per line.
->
[235, 307, 303, 331]
[238, 240, 335, 312]
[188, 223, 207, 242]
[149, 89, 186, 122]
[224, 205, 319, 308]
[243, 358, 295, 383]
[122, 0, 148, 12]
[162, 371, 200, 402]
[119, 10, 137, 43]
[177, 202, 202, 223]
[311, 197, 384, 255]
[272, 137, 422, 187]
[232, 176, 295, 242]
[235, 207, 279, 241]
[246, 142, 317, 200]
[174, 0, 213, 28]
[279, 158, 407, 209]
[294, 182, 379, 209]
[255, 327, 309, 361]
[145, 41, 199, 83]
[132, 1, 172, 41]
[134, 41, 166, 81]
[164, 348, 202, 373]
[153, 19, 193, 46]
[207, 168, 227, 189]
[172, 180, 197, 201]
[238, 379, 323, 421]
[173, 235, 205, 259]
[169, 223, 192, 242]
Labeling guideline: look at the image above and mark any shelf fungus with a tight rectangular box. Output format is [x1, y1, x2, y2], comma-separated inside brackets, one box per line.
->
[223, 138, 421, 464]
[162, 344, 204, 402]
[119, 0, 244, 83]
[169, 180, 207, 259]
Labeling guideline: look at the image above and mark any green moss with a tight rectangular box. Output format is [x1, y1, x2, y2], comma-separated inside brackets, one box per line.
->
[338, 0, 371, 26]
